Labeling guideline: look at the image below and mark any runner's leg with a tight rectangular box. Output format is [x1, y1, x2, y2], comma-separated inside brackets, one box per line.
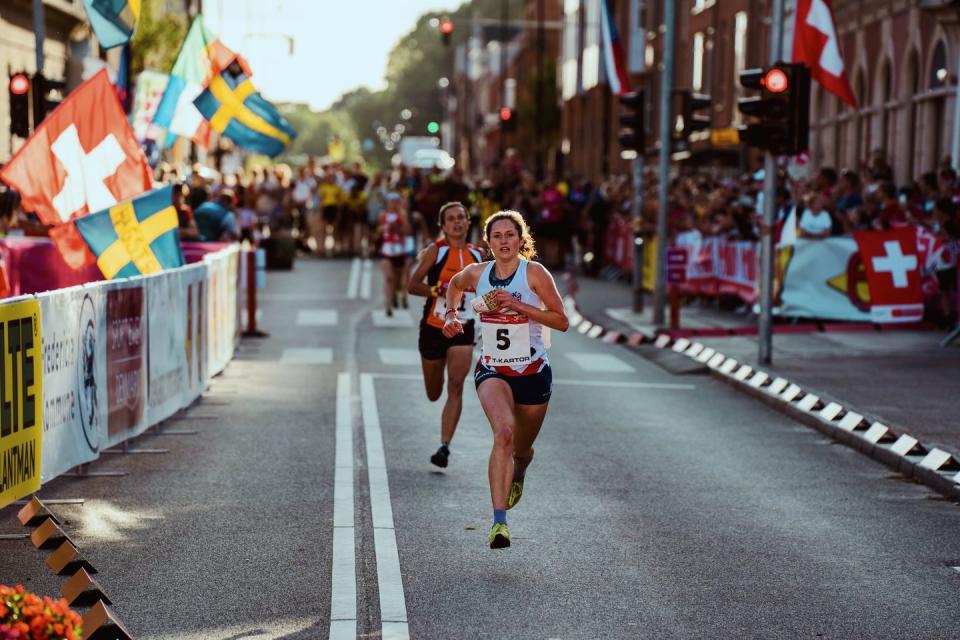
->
[477, 379, 516, 510]
[513, 402, 549, 469]
[441, 345, 472, 445]
[420, 356, 445, 402]
[380, 259, 394, 312]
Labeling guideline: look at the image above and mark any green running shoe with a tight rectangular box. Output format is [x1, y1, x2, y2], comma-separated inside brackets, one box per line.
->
[506, 480, 524, 510]
[488, 522, 511, 549]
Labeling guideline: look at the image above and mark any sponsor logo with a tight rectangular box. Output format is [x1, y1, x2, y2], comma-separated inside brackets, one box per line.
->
[76, 294, 99, 452]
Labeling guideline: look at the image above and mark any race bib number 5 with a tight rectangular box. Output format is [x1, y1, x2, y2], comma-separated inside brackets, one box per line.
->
[481, 313, 531, 366]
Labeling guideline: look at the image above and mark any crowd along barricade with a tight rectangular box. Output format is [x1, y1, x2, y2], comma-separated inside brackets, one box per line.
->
[0, 245, 246, 509]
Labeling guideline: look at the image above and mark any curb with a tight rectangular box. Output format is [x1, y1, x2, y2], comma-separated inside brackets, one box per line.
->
[562, 296, 960, 503]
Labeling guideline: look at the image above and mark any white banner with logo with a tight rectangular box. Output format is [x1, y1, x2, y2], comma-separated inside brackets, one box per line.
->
[205, 247, 239, 377]
[181, 263, 208, 404]
[37, 286, 108, 482]
[778, 238, 872, 321]
[103, 279, 148, 446]
[147, 269, 188, 425]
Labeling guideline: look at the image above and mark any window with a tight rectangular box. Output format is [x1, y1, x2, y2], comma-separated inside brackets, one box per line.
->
[692, 32, 704, 91]
[731, 12, 747, 126]
[581, 0, 601, 91]
[561, 0, 581, 100]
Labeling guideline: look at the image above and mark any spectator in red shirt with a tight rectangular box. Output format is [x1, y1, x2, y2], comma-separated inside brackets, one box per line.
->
[873, 181, 908, 230]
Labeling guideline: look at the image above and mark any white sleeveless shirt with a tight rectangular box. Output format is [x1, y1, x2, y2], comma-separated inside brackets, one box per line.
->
[475, 260, 549, 372]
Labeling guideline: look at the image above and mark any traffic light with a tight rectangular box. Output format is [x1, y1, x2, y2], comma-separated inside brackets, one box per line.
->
[499, 106, 513, 131]
[440, 18, 454, 46]
[32, 73, 66, 125]
[8, 72, 31, 138]
[427, 120, 440, 134]
[737, 62, 810, 155]
[617, 91, 645, 153]
[672, 90, 712, 143]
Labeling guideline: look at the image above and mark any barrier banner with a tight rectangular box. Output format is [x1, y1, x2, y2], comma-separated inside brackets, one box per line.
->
[778, 238, 872, 321]
[854, 228, 924, 323]
[181, 265, 207, 401]
[673, 234, 758, 302]
[205, 248, 239, 376]
[105, 282, 147, 444]
[38, 287, 108, 481]
[0, 298, 43, 509]
[147, 270, 188, 425]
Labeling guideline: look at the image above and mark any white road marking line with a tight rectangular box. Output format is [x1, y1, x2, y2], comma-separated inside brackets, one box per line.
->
[360, 259, 373, 300]
[371, 309, 415, 328]
[378, 348, 421, 366]
[360, 374, 409, 638]
[347, 258, 361, 299]
[281, 348, 333, 364]
[297, 310, 338, 326]
[565, 352, 636, 373]
[368, 371, 695, 390]
[330, 373, 356, 639]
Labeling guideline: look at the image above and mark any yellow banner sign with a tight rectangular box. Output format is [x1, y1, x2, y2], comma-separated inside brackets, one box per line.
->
[0, 300, 43, 509]
[710, 128, 741, 147]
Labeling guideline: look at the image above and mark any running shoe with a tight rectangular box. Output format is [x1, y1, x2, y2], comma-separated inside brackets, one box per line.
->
[488, 522, 511, 549]
[430, 445, 449, 468]
[506, 479, 524, 510]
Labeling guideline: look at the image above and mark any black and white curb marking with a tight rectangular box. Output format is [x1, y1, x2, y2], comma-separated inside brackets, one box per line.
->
[562, 296, 960, 502]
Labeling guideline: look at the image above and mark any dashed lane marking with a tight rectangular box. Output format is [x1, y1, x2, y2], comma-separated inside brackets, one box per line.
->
[565, 352, 636, 373]
[347, 258, 361, 299]
[371, 309, 415, 328]
[281, 348, 333, 364]
[360, 259, 373, 300]
[378, 348, 421, 366]
[297, 310, 338, 326]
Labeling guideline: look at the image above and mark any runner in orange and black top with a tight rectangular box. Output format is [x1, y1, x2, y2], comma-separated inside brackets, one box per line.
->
[407, 202, 484, 468]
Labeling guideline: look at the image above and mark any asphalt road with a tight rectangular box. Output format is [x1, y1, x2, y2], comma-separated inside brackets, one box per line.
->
[2, 257, 959, 639]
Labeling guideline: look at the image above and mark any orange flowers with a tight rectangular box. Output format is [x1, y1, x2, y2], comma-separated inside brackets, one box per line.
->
[0, 585, 82, 640]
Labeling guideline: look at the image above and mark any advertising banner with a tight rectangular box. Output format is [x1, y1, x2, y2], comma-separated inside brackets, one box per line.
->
[105, 282, 147, 445]
[0, 298, 43, 509]
[38, 287, 107, 482]
[181, 264, 207, 400]
[205, 248, 239, 377]
[147, 270, 188, 425]
[778, 238, 872, 321]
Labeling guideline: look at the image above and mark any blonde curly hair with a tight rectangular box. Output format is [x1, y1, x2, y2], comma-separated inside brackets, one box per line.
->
[483, 210, 537, 260]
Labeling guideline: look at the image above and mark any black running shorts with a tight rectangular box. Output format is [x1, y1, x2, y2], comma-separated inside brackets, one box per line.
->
[474, 362, 553, 405]
[418, 321, 475, 360]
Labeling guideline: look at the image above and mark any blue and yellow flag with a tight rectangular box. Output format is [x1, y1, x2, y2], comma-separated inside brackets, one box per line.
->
[75, 185, 185, 280]
[83, 0, 141, 49]
[193, 65, 296, 157]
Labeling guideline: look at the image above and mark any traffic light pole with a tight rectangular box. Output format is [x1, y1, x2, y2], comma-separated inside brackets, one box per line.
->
[653, 0, 676, 327]
[758, 0, 785, 365]
[632, 154, 644, 313]
[32, 0, 45, 75]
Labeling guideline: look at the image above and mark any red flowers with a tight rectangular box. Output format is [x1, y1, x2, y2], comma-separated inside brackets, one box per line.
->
[0, 585, 82, 640]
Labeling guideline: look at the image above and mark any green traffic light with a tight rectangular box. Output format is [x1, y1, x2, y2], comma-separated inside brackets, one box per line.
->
[427, 121, 440, 134]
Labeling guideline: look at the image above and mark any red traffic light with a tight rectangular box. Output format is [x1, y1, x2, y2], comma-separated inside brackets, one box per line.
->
[763, 68, 789, 93]
[440, 18, 454, 34]
[9, 73, 29, 96]
[499, 107, 512, 121]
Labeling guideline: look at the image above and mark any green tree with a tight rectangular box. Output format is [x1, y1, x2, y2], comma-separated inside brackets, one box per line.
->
[129, 0, 187, 76]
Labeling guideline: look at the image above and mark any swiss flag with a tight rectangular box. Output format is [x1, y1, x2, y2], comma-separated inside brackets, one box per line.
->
[793, 0, 857, 108]
[854, 228, 923, 323]
[0, 69, 152, 267]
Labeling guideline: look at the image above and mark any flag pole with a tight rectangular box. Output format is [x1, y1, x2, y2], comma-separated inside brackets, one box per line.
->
[759, 0, 785, 365]
[653, 0, 676, 327]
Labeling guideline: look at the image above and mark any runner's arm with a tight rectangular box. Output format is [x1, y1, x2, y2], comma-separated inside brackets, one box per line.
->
[407, 243, 439, 297]
[494, 262, 569, 331]
[445, 263, 484, 316]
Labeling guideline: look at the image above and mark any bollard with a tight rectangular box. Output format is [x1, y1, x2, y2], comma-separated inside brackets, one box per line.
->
[31, 517, 74, 550]
[82, 600, 134, 640]
[48, 540, 98, 576]
[61, 568, 111, 608]
[242, 248, 268, 338]
[17, 496, 60, 528]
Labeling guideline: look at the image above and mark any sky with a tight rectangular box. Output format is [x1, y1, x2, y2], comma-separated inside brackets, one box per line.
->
[205, 0, 464, 111]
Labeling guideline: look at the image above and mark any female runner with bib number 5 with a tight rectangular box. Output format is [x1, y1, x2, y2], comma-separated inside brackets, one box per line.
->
[442, 210, 569, 549]
[406, 202, 483, 468]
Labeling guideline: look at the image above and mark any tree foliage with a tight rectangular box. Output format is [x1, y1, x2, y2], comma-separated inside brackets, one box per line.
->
[129, 0, 187, 77]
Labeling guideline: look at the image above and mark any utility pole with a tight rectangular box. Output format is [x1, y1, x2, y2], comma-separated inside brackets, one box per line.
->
[500, 0, 508, 156]
[32, 0, 44, 74]
[653, 0, 676, 326]
[758, 0, 785, 364]
[632, 149, 645, 312]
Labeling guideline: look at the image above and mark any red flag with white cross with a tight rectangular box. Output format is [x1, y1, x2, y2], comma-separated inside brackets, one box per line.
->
[0, 69, 152, 268]
[793, 0, 857, 108]
[853, 228, 923, 323]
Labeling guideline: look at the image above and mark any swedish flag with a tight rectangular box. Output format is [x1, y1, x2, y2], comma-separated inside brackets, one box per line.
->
[75, 185, 185, 279]
[83, 0, 141, 49]
[193, 65, 296, 157]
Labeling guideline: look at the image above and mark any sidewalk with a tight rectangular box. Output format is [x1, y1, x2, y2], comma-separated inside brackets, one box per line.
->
[566, 273, 960, 460]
